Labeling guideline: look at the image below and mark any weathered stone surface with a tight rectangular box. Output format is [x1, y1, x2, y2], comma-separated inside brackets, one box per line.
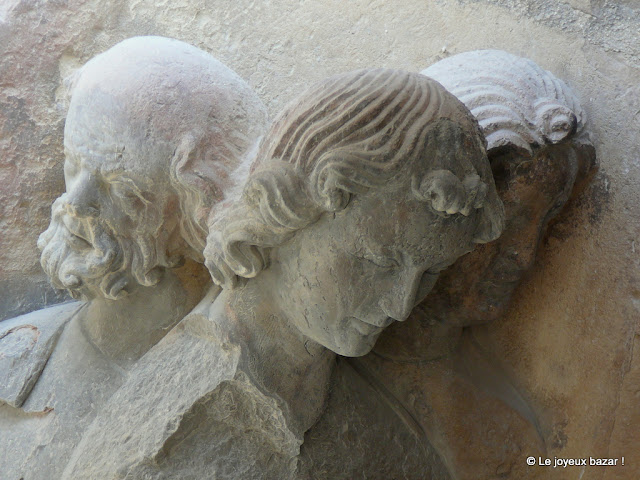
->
[62, 288, 315, 480]
[205, 67, 503, 350]
[1, 1, 639, 479]
[64, 68, 502, 478]
[0, 36, 268, 480]
[299, 356, 452, 480]
[0, 302, 124, 478]
[417, 49, 596, 328]
[62, 290, 298, 479]
[298, 50, 596, 480]
[0, 301, 80, 408]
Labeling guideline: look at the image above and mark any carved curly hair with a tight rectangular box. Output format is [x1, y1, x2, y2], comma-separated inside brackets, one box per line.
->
[205, 68, 505, 288]
[422, 49, 590, 155]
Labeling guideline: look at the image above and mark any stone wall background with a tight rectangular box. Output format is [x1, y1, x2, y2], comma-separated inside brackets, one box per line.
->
[1, 0, 638, 478]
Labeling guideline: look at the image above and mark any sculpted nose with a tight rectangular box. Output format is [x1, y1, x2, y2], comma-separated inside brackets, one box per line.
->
[510, 244, 537, 271]
[505, 229, 540, 272]
[64, 173, 100, 218]
[378, 267, 425, 322]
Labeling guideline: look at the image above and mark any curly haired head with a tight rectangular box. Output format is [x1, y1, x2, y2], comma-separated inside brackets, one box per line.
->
[205, 69, 504, 288]
[40, 36, 267, 299]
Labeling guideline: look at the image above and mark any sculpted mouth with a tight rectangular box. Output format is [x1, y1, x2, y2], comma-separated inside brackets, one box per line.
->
[345, 316, 393, 336]
[359, 316, 394, 328]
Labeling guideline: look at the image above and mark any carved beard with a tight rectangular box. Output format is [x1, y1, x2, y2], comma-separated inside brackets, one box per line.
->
[38, 196, 167, 300]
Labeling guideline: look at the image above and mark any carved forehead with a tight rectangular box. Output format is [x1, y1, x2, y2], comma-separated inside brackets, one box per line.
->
[63, 116, 172, 191]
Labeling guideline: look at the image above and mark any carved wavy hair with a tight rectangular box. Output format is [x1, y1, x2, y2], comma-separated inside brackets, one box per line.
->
[422, 49, 590, 156]
[205, 69, 504, 288]
[38, 192, 173, 300]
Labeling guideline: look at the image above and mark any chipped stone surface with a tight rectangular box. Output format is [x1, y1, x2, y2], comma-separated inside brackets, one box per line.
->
[300, 49, 596, 480]
[0, 302, 80, 408]
[0, 35, 267, 480]
[63, 67, 501, 478]
[62, 290, 304, 480]
[2, 281, 296, 480]
[1, 1, 639, 479]
[0, 304, 125, 479]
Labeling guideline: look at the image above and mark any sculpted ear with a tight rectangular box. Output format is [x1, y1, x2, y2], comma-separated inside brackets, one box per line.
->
[171, 132, 225, 206]
[171, 133, 199, 182]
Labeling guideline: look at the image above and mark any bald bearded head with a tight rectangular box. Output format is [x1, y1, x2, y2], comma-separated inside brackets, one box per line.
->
[38, 36, 267, 300]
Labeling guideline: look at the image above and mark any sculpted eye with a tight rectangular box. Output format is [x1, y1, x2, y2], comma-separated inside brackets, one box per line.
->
[368, 255, 399, 269]
[351, 252, 399, 270]
[109, 181, 147, 211]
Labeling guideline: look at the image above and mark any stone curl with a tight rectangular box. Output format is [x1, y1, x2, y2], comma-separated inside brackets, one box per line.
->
[422, 49, 589, 155]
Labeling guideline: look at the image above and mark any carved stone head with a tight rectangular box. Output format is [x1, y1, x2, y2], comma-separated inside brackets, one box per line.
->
[417, 50, 596, 326]
[205, 69, 504, 356]
[375, 51, 596, 362]
[38, 36, 267, 300]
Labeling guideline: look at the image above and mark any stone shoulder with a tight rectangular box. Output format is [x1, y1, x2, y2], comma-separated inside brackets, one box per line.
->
[0, 302, 84, 408]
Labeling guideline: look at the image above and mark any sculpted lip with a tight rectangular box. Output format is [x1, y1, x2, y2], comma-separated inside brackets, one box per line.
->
[346, 316, 394, 332]
[363, 316, 395, 328]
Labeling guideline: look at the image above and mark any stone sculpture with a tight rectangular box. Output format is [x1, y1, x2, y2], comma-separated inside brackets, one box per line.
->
[416, 49, 596, 329]
[300, 50, 596, 479]
[62, 68, 504, 479]
[0, 36, 267, 480]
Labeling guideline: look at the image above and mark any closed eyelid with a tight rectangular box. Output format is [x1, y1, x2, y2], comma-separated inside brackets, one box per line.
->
[109, 179, 150, 203]
[372, 253, 400, 268]
[350, 251, 399, 269]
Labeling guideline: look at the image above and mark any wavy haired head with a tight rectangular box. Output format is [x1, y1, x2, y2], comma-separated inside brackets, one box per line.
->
[394, 50, 599, 330]
[205, 68, 504, 288]
[422, 50, 591, 157]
